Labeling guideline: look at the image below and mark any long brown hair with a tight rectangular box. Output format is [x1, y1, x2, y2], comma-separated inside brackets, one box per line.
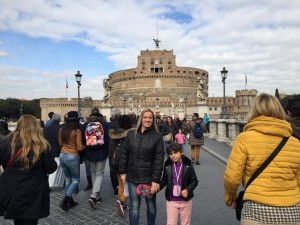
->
[10, 115, 48, 169]
[134, 108, 158, 135]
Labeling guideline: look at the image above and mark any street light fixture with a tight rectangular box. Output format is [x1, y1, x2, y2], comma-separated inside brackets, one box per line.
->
[123, 98, 126, 114]
[75, 71, 83, 119]
[220, 67, 228, 119]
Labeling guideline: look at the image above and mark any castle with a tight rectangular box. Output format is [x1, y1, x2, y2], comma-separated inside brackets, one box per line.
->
[40, 41, 257, 121]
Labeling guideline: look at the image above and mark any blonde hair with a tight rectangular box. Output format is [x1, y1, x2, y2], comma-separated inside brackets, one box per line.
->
[248, 93, 287, 122]
[135, 108, 158, 135]
[10, 115, 49, 169]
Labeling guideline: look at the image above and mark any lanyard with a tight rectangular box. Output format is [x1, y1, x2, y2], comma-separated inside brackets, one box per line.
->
[173, 162, 182, 185]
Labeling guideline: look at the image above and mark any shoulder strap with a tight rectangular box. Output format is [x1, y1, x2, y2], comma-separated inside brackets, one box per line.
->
[6, 147, 24, 167]
[245, 137, 289, 190]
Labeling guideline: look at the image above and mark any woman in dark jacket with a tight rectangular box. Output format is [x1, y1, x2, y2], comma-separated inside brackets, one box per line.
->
[0, 115, 57, 225]
[119, 108, 164, 225]
[161, 116, 178, 151]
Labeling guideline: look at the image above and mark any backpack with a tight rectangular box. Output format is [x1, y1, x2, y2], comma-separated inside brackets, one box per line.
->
[193, 123, 203, 138]
[85, 122, 105, 146]
[110, 139, 124, 171]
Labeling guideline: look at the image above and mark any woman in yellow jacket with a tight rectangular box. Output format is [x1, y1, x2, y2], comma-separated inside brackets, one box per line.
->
[224, 93, 300, 225]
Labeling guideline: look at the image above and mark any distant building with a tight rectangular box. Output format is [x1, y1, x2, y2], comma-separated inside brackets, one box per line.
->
[40, 42, 257, 121]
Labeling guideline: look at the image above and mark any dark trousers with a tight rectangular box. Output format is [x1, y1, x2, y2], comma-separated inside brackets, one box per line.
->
[14, 219, 38, 225]
[110, 170, 119, 191]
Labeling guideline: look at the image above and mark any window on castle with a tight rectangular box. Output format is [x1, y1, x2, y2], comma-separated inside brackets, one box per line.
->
[151, 67, 163, 73]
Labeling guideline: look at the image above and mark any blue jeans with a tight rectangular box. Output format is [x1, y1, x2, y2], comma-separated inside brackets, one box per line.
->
[60, 153, 80, 197]
[127, 180, 157, 225]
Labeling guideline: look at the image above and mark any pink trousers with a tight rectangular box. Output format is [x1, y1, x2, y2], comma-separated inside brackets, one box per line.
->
[166, 200, 192, 225]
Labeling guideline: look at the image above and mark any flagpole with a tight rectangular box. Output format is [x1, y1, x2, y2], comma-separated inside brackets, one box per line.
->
[66, 77, 68, 99]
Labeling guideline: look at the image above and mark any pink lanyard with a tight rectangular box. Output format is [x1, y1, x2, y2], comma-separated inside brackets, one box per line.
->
[173, 162, 182, 186]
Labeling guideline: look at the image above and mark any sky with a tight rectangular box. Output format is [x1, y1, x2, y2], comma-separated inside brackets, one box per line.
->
[0, 0, 299, 100]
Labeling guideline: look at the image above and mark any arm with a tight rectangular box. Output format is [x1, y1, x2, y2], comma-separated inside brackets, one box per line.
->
[41, 149, 57, 174]
[159, 164, 168, 191]
[184, 165, 198, 194]
[224, 134, 247, 207]
[151, 134, 165, 183]
[75, 129, 85, 151]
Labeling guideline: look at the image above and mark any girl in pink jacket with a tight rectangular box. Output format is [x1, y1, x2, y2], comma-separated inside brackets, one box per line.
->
[175, 129, 186, 149]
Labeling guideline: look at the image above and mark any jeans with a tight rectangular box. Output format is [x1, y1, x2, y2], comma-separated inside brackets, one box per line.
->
[83, 156, 91, 177]
[90, 159, 107, 200]
[60, 153, 80, 197]
[127, 180, 157, 225]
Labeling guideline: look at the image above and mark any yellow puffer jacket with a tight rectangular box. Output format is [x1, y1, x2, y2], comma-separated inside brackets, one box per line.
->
[224, 115, 300, 207]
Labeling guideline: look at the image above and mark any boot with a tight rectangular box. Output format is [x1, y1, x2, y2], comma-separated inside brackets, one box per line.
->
[59, 196, 70, 212]
[84, 176, 93, 191]
[68, 196, 78, 209]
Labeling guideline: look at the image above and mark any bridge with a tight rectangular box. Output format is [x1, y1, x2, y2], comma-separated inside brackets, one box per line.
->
[0, 135, 239, 225]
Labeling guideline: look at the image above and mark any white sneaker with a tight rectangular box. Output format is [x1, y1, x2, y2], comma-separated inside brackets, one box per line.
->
[116, 200, 124, 217]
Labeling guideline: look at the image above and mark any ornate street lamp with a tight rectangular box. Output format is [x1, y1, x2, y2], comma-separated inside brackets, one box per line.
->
[75, 71, 82, 118]
[220, 67, 228, 119]
[123, 99, 126, 114]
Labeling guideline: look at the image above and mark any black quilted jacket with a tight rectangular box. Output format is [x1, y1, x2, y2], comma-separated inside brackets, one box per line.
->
[119, 128, 164, 184]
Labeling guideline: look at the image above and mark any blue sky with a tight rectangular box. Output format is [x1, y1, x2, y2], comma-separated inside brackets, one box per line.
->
[0, 0, 300, 100]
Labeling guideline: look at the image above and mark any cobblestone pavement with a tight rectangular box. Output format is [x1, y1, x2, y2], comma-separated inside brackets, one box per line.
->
[0, 137, 238, 225]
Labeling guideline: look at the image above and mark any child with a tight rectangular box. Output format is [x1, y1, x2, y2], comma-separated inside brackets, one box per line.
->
[175, 129, 186, 149]
[160, 143, 198, 225]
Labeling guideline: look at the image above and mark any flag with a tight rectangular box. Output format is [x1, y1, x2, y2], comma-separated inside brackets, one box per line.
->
[245, 73, 247, 85]
[66, 79, 68, 89]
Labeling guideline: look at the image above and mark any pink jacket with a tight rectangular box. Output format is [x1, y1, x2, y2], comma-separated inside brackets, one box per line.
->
[175, 133, 186, 144]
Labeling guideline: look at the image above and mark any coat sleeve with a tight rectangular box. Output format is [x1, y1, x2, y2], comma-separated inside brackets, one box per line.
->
[185, 165, 198, 194]
[0, 139, 10, 166]
[223, 133, 247, 207]
[159, 163, 168, 190]
[151, 134, 165, 183]
[75, 129, 85, 151]
[41, 149, 57, 174]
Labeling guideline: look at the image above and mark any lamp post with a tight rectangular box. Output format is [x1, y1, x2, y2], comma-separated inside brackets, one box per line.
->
[123, 99, 126, 114]
[75, 71, 82, 118]
[220, 67, 228, 119]
[20, 102, 23, 117]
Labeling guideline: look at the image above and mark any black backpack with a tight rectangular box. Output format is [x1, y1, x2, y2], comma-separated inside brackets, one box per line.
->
[193, 123, 203, 138]
[110, 139, 125, 171]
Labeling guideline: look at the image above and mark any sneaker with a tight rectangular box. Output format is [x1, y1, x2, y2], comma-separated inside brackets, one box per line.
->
[96, 197, 101, 203]
[195, 162, 200, 165]
[116, 200, 124, 217]
[191, 160, 195, 165]
[89, 197, 97, 209]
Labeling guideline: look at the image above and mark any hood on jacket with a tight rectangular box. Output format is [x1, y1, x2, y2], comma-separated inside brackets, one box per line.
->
[109, 128, 133, 140]
[244, 115, 292, 137]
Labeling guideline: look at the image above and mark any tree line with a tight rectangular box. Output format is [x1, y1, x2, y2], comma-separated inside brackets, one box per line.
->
[0, 93, 299, 122]
[0, 98, 40, 121]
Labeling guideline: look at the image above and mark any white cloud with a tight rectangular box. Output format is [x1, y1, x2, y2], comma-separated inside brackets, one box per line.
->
[0, 0, 299, 99]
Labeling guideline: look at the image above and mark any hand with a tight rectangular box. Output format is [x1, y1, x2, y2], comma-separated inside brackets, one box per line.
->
[121, 175, 126, 184]
[151, 182, 160, 195]
[181, 189, 188, 198]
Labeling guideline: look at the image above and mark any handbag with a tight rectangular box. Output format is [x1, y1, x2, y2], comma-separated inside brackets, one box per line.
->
[163, 133, 173, 142]
[48, 157, 66, 188]
[2, 147, 23, 170]
[235, 137, 289, 221]
[136, 183, 153, 198]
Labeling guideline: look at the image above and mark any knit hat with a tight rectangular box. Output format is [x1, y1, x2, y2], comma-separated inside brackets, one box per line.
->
[65, 111, 80, 122]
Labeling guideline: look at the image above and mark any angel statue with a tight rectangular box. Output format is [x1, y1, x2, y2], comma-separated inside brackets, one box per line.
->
[128, 98, 134, 111]
[178, 97, 185, 109]
[103, 78, 113, 102]
[153, 38, 161, 48]
[196, 76, 205, 102]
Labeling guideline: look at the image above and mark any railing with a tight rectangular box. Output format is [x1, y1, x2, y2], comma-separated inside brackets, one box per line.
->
[208, 119, 247, 146]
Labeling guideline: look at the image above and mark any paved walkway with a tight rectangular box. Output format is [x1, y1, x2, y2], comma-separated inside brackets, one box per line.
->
[0, 136, 239, 225]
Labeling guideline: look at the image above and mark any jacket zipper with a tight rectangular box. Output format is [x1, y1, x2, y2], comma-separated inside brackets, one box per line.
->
[137, 133, 143, 181]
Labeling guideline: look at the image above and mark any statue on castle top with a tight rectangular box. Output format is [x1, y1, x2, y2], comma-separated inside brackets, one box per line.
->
[103, 78, 113, 102]
[153, 38, 161, 48]
[169, 102, 175, 115]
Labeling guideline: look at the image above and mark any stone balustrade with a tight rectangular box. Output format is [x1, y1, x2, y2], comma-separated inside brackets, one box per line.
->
[208, 119, 246, 146]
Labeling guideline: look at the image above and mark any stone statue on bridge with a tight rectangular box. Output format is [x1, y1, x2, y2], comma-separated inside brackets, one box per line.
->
[103, 78, 113, 103]
[196, 76, 206, 102]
